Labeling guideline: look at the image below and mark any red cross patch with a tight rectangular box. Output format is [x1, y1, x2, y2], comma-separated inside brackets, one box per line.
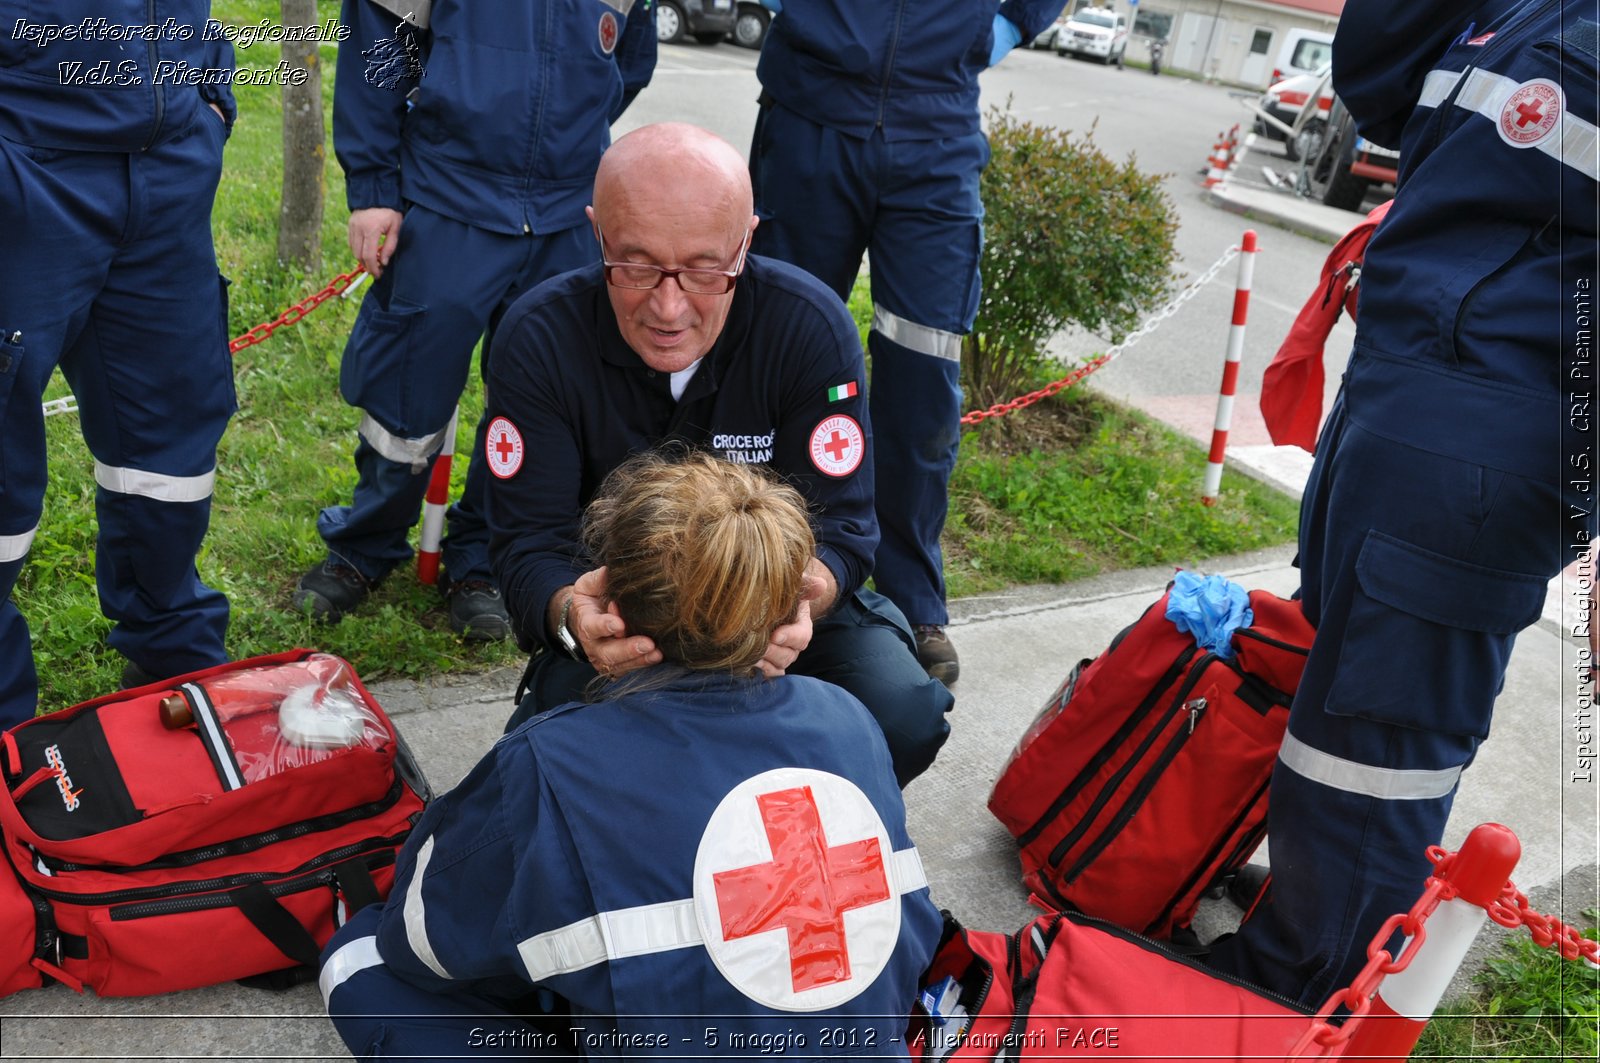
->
[693, 768, 901, 1010]
[808, 414, 864, 478]
[1498, 79, 1563, 148]
[598, 10, 619, 54]
[485, 417, 524, 479]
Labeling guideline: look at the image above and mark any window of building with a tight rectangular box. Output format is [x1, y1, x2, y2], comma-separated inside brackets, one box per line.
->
[1132, 8, 1173, 40]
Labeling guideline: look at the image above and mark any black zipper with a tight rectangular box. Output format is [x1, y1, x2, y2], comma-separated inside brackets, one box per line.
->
[1231, 627, 1311, 657]
[140, 0, 163, 151]
[1058, 687, 1210, 886]
[35, 778, 412, 875]
[1046, 653, 1214, 869]
[1154, 775, 1272, 925]
[1017, 645, 1199, 848]
[876, 0, 908, 130]
[110, 849, 397, 921]
[29, 831, 409, 908]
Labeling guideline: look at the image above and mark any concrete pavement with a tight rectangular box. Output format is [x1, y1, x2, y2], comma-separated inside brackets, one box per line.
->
[2, 159, 1594, 1060]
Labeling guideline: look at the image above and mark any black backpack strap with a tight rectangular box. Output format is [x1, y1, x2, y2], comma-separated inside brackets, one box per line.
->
[230, 882, 323, 969]
[333, 856, 382, 914]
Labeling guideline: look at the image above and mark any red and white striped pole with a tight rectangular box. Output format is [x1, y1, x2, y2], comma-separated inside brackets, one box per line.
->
[1202, 130, 1230, 188]
[1201, 230, 1257, 505]
[1339, 823, 1522, 1063]
[415, 406, 459, 585]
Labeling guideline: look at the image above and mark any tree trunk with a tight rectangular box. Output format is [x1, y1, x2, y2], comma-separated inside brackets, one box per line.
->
[277, 0, 325, 270]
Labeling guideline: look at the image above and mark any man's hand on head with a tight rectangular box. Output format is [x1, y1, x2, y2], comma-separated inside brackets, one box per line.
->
[755, 567, 830, 678]
[567, 567, 662, 677]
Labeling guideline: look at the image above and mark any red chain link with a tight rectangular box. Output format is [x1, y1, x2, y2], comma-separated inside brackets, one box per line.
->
[1486, 882, 1600, 965]
[959, 353, 1112, 426]
[227, 265, 367, 354]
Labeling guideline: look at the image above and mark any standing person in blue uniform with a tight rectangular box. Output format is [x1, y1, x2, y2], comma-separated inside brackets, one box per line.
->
[485, 123, 954, 786]
[1210, 0, 1597, 1005]
[320, 452, 942, 1057]
[292, 0, 656, 640]
[747, 0, 1069, 686]
[0, 2, 239, 724]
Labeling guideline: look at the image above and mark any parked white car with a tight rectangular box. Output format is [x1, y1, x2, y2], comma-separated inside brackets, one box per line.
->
[1056, 7, 1127, 65]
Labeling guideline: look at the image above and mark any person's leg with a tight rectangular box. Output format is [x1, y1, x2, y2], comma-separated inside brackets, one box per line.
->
[1209, 402, 1563, 1005]
[442, 222, 599, 597]
[312, 207, 527, 590]
[67, 118, 234, 682]
[321, 907, 578, 1060]
[0, 140, 117, 724]
[864, 131, 987, 684]
[789, 590, 953, 787]
[749, 101, 874, 302]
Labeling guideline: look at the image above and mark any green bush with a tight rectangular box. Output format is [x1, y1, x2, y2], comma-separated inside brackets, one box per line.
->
[965, 106, 1178, 410]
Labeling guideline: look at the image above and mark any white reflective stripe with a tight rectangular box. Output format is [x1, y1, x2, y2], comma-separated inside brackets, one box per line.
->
[0, 526, 36, 564]
[599, 0, 637, 13]
[358, 413, 450, 470]
[402, 837, 451, 980]
[1418, 67, 1600, 181]
[318, 934, 384, 1005]
[517, 844, 926, 981]
[182, 683, 243, 792]
[871, 306, 963, 362]
[94, 462, 213, 503]
[1278, 731, 1463, 801]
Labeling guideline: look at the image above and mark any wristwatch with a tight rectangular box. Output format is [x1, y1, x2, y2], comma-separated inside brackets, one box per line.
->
[555, 593, 586, 661]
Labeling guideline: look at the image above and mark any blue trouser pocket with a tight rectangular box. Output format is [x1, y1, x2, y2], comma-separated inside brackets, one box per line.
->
[340, 299, 429, 436]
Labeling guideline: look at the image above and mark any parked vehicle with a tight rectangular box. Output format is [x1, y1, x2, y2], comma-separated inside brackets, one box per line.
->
[1253, 64, 1332, 161]
[1148, 36, 1163, 75]
[731, 1, 769, 49]
[656, 0, 735, 44]
[1301, 94, 1399, 212]
[1056, 7, 1128, 65]
[1269, 27, 1333, 84]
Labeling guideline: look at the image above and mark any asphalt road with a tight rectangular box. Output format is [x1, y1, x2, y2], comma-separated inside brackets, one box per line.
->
[621, 40, 1354, 445]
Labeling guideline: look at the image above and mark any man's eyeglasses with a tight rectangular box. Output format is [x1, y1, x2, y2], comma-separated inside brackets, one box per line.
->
[598, 226, 751, 295]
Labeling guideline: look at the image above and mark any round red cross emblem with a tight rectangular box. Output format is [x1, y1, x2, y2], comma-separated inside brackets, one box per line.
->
[485, 417, 524, 479]
[598, 11, 619, 54]
[693, 768, 900, 1010]
[1498, 79, 1563, 148]
[808, 414, 864, 478]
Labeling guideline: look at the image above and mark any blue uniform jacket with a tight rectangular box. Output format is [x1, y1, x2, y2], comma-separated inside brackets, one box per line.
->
[0, 0, 236, 150]
[756, 0, 1067, 142]
[1332, 0, 1597, 494]
[334, 0, 657, 236]
[485, 255, 878, 654]
[369, 672, 942, 1056]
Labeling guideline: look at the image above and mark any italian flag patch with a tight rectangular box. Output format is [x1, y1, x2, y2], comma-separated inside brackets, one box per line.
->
[826, 381, 858, 402]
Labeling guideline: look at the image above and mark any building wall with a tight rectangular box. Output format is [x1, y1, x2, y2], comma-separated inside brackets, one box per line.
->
[1095, 0, 1337, 87]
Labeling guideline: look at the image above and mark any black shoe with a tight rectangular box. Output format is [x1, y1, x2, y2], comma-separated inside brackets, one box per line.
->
[448, 580, 512, 642]
[913, 624, 960, 687]
[292, 560, 374, 623]
[120, 660, 162, 690]
[1226, 863, 1271, 912]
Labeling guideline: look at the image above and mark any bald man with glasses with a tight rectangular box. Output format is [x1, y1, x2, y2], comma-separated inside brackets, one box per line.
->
[483, 123, 953, 787]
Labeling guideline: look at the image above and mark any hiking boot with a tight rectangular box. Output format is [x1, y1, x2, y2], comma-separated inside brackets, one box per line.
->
[292, 560, 374, 623]
[1226, 863, 1271, 913]
[913, 624, 960, 687]
[120, 660, 163, 690]
[448, 580, 512, 642]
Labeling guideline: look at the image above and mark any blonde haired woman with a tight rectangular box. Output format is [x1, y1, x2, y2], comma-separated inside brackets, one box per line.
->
[321, 453, 940, 1059]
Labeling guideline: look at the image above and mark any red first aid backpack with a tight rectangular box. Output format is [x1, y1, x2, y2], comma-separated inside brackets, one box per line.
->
[0, 649, 429, 998]
[988, 586, 1314, 938]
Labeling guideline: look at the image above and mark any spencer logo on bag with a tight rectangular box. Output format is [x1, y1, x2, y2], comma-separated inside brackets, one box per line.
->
[43, 745, 83, 813]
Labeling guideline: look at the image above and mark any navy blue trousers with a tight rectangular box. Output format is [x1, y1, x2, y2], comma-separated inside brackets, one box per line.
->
[318, 206, 594, 586]
[1209, 391, 1563, 1005]
[508, 589, 954, 787]
[750, 103, 986, 628]
[0, 116, 234, 725]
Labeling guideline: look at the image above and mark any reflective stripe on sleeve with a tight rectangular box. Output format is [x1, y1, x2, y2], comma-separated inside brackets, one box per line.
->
[318, 934, 384, 1004]
[1278, 731, 1463, 801]
[871, 306, 963, 362]
[402, 837, 451, 980]
[1418, 67, 1599, 181]
[517, 844, 926, 982]
[358, 413, 450, 471]
[0, 526, 37, 564]
[94, 462, 214, 503]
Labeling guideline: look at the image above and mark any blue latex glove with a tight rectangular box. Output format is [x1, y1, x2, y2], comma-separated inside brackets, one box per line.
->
[989, 13, 1022, 66]
[1164, 571, 1254, 659]
[762, 0, 782, 12]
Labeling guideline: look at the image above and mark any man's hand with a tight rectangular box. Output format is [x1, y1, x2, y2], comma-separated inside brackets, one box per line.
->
[565, 567, 662, 678]
[756, 569, 828, 678]
[348, 207, 404, 278]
